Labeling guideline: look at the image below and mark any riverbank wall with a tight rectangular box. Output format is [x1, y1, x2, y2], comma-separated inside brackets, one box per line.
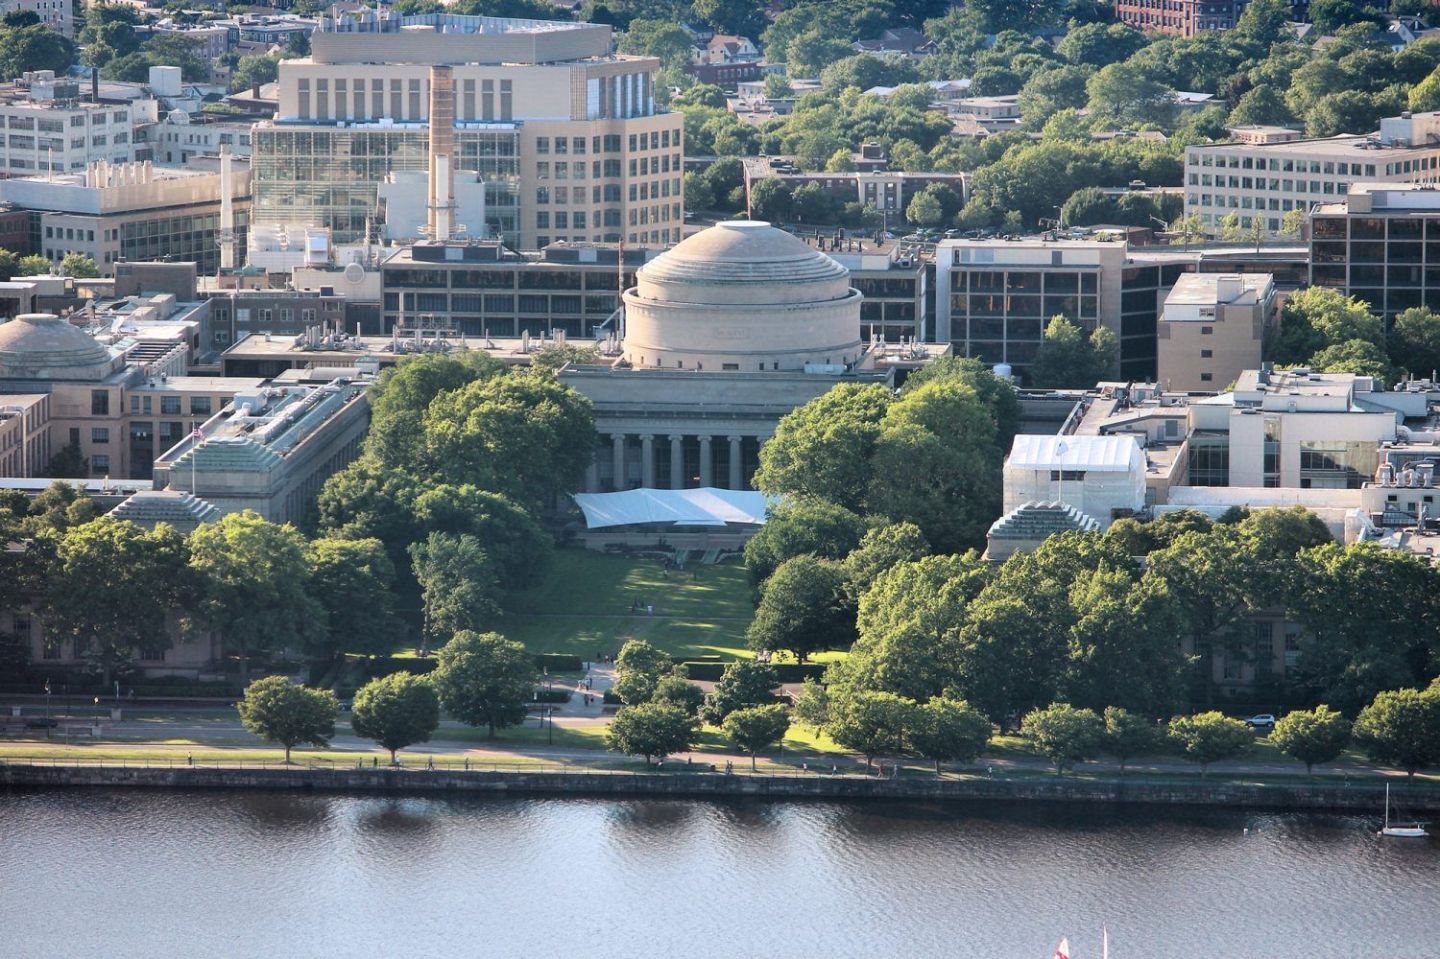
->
[3, 763, 1437, 813]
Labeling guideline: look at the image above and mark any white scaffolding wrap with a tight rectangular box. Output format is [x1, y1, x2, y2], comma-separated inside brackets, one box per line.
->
[573, 488, 772, 528]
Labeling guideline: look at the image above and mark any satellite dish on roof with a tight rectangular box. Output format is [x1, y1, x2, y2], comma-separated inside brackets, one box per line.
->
[343, 263, 365, 284]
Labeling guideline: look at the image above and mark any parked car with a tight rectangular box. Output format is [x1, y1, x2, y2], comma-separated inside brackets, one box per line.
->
[1244, 714, 1276, 730]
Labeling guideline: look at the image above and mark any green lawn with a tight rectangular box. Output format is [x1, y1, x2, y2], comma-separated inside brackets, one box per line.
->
[497, 549, 756, 661]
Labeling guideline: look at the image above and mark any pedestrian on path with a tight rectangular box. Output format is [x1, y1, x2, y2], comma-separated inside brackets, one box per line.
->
[427, 756, 435, 770]
[186, 753, 192, 767]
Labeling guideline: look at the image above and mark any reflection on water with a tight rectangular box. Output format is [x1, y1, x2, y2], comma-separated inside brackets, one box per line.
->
[1, 788, 1437, 959]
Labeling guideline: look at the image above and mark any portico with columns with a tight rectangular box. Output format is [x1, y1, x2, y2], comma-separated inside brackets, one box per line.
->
[593, 427, 763, 492]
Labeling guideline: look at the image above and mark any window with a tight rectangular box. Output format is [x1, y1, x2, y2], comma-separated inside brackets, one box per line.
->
[190, 396, 211, 415]
[1200, 326, 1213, 335]
[92, 454, 110, 474]
[1200, 373, 1213, 382]
[90, 390, 109, 415]
[90, 428, 108, 443]
[161, 396, 181, 415]
[1201, 349, 1213, 358]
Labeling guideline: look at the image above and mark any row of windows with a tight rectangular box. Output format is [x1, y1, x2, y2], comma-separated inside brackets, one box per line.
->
[1191, 153, 1385, 176]
[535, 155, 681, 180]
[535, 129, 681, 155]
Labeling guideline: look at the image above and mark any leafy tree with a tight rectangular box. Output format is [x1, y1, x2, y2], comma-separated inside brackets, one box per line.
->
[723, 703, 792, 770]
[652, 669, 705, 717]
[0, 249, 17, 282]
[1058, 22, 1146, 68]
[842, 521, 929, 599]
[190, 512, 322, 683]
[753, 383, 893, 512]
[748, 177, 794, 221]
[1390, 307, 1440, 378]
[1234, 0, 1291, 45]
[1310, 0, 1376, 32]
[43, 440, 87, 479]
[747, 555, 855, 663]
[1103, 706, 1159, 774]
[1017, 64, 1093, 128]
[0, 24, 74, 78]
[786, 30, 854, 76]
[409, 485, 550, 589]
[420, 373, 594, 510]
[1270, 287, 1382, 365]
[58, 254, 99, 279]
[17, 255, 51, 276]
[1354, 687, 1440, 781]
[1271, 705, 1352, 776]
[617, 18, 693, 67]
[821, 53, 917, 94]
[408, 532, 500, 652]
[236, 677, 338, 764]
[1086, 61, 1176, 129]
[1228, 84, 1293, 127]
[1287, 543, 1440, 711]
[431, 630, 536, 736]
[613, 638, 674, 705]
[230, 52, 280, 93]
[683, 171, 715, 211]
[898, 356, 1022, 448]
[827, 690, 918, 769]
[528, 343, 601, 370]
[1060, 187, 1112, 228]
[742, 497, 869, 587]
[1309, 338, 1395, 385]
[1029, 315, 1118, 388]
[1062, 568, 1189, 716]
[36, 518, 191, 685]
[306, 537, 403, 659]
[1022, 702, 1105, 774]
[792, 676, 830, 731]
[763, 73, 795, 100]
[365, 351, 504, 468]
[1410, 65, 1440, 113]
[909, 696, 991, 774]
[350, 672, 441, 763]
[1167, 711, 1253, 778]
[839, 553, 991, 701]
[906, 188, 945, 228]
[868, 378, 1004, 553]
[700, 659, 778, 725]
[672, 83, 728, 110]
[1306, 90, 1383, 138]
[606, 701, 699, 764]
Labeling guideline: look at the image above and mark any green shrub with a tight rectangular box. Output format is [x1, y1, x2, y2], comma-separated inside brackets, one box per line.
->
[681, 661, 825, 682]
[534, 653, 584, 672]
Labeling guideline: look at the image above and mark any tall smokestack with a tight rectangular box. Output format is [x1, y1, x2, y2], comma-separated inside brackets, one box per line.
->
[427, 65, 456, 244]
[218, 144, 236, 271]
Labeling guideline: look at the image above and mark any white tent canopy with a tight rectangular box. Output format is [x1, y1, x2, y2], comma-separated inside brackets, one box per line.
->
[572, 488, 772, 529]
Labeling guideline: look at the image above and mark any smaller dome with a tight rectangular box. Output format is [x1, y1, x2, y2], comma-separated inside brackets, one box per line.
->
[0, 313, 116, 380]
[637, 220, 849, 296]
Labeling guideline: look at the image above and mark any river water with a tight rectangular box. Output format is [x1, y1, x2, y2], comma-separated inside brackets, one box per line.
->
[1, 788, 1436, 959]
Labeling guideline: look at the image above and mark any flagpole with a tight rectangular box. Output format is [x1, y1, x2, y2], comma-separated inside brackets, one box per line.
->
[1103, 924, 1109, 959]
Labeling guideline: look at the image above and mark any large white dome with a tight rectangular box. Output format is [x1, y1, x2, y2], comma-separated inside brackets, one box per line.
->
[621, 221, 863, 373]
[0, 313, 120, 381]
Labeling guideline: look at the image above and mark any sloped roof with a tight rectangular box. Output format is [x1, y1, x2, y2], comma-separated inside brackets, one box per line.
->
[573, 488, 772, 528]
[988, 501, 1101, 540]
[110, 489, 222, 531]
[1008, 434, 1142, 472]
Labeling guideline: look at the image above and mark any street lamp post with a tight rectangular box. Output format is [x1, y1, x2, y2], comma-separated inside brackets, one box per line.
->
[43, 679, 50, 740]
[547, 707, 554, 746]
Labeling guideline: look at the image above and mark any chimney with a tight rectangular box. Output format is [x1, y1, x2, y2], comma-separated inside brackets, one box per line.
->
[218, 144, 236, 271]
[426, 65, 456, 244]
[90, 66, 98, 102]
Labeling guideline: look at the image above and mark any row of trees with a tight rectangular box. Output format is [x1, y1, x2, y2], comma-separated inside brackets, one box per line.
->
[238, 629, 536, 762]
[1270, 288, 1440, 385]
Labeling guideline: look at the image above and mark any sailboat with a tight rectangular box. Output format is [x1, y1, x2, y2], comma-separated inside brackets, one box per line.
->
[1380, 782, 1428, 838]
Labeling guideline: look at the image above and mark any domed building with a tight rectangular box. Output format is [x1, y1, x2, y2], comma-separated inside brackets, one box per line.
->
[558, 221, 950, 503]
[621, 221, 864, 373]
[0, 313, 125, 382]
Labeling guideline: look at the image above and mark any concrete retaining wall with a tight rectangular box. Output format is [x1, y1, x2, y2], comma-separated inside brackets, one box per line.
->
[2, 764, 1436, 814]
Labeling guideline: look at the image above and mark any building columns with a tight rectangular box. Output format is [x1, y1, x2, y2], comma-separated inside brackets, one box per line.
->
[727, 435, 743, 490]
[610, 432, 626, 490]
[698, 434, 713, 488]
[668, 434, 684, 489]
[640, 433, 655, 488]
[584, 460, 599, 493]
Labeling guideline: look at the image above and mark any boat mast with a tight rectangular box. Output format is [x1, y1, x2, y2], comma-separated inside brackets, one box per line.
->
[1385, 782, 1391, 831]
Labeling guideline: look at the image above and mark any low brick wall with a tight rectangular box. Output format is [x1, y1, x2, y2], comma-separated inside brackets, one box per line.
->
[2, 763, 1435, 814]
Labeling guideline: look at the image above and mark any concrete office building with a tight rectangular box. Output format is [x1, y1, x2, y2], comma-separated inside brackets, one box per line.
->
[152, 375, 371, 524]
[1309, 182, 1440, 326]
[1184, 111, 1440, 236]
[1157, 273, 1276, 392]
[252, 11, 683, 249]
[0, 73, 138, 177]
[0, 0, 72, 35]
[0, 160, 252, 274]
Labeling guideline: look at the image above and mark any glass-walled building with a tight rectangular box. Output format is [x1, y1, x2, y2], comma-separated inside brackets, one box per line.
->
[252, 12, 682, 250]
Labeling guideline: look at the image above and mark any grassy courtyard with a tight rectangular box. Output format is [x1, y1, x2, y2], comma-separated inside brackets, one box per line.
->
[497, 548, 757, 662]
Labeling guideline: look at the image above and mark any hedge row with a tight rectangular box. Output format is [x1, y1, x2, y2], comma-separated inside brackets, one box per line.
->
[531, 688, 572, 704]
[679, 662, 826, 683]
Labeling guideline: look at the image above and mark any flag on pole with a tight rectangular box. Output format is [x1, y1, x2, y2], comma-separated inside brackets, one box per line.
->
[192, 428, 206, 448]
[1054, 938, 1071, 959]
[1102, 924, 1109, 959]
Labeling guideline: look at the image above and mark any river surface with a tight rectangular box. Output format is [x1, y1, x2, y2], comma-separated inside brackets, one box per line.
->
[2, 788, 1437, 959]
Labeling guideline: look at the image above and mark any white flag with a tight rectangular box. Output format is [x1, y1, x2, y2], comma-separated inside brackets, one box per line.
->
[1054, 938, 1071, 959]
